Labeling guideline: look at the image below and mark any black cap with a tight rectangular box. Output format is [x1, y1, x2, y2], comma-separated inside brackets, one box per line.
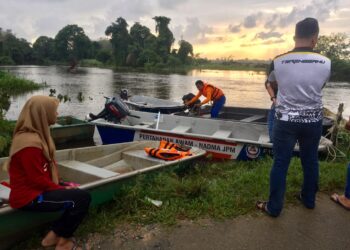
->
[295, 18, 319, 38]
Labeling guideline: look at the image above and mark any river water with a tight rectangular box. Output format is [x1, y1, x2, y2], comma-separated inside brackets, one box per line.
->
[2, 65, 350, 120]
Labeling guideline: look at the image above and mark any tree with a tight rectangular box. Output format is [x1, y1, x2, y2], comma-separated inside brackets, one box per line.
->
[177, 40, 193, 64]
[54, 25, 91, 62]
[153, 16, 175, 62]
[33, 36, 55, 62]
[128, 22, 156, 66]
[316, 33, 350, 60]
[105, 17, 131, 66]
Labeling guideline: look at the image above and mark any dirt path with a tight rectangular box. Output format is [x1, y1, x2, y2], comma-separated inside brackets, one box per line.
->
[83, 193, 350, 250]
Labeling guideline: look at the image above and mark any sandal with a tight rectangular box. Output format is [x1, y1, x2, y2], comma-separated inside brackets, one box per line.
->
[330, 193, 350, 211]
[256, 201, 269, 214]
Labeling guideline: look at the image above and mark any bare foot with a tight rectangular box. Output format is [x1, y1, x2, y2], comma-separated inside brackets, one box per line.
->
[42, 230, 59, 247]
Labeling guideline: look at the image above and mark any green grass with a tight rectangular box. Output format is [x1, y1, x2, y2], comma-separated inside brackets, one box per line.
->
[13, 152, 349, 249]
[7, 123, 350, 249]
[0, 71, 43, 95]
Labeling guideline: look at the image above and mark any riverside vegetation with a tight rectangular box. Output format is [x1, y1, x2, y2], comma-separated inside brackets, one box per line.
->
[1, 19, 349, 80]
[0, 71, 42, 157]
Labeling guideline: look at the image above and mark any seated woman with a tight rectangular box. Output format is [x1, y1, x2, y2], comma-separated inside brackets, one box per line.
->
[6, 96, 91, 250]
[331, 116, 350, 210]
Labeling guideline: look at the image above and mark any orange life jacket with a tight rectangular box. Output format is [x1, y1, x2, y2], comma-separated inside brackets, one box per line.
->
[158, 140, 191, 152]
[144, 147, 191, 161]
[202, 83, 224, 101]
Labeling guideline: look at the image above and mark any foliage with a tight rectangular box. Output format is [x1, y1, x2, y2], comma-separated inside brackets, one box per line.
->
[0, 70, 43, 156]
[54, 24, 91, 62]
[105, 17, 131, 66]
[32, 36, 56, 62]
[0, 56, 15, 65]
[315, 33, 350, 82]
[178, 40, 194, 64]
[0, 29, 33, 64]
[316, 33, 350, 60]
[96, 49, 112, 64]
[153, 16, 175, 62]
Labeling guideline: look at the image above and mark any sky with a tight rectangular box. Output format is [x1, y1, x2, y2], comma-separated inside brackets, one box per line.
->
[0, 0, 349, 60]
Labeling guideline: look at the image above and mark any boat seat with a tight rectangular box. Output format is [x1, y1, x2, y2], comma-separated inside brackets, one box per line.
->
[171, 125, 191, 133]
[211, 130, 232, 138]
[122, 150, 165, 170]
[59, 160, 119, 183]
[240, 115, 265, 122]
[133, 122, 154, 129]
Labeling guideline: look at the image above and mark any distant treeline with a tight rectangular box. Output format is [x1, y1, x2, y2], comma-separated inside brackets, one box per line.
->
[0, 19, 349, 80]
[0, 16, 194, 69]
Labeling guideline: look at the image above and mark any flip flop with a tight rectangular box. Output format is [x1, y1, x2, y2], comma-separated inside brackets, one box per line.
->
[330, 193, 350, 211]
[256, 201, 269, 214]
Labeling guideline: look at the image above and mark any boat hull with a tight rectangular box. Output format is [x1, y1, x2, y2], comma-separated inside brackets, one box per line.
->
[93, 110, 331, 160]
[0, 141, 204, 249]
[51, 116, 95, 145]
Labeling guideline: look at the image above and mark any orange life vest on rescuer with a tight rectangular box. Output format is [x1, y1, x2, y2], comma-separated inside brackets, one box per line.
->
[202, 83, 224, 101]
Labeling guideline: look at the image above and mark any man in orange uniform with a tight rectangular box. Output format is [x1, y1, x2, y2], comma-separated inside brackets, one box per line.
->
[185, 80, 226, 118]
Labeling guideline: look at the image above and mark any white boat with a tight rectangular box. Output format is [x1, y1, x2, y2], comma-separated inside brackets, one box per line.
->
[91, 110, 332, 160]
[0, 141, 205, 249]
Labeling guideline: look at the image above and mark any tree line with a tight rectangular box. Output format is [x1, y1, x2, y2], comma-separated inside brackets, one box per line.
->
[0, 16, 193, 68]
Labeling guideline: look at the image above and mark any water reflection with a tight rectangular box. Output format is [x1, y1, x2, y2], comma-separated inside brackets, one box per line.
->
[1, 66, 349, 120]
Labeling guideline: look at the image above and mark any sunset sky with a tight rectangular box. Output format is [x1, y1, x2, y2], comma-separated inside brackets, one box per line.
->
[0, 0, 349, 60]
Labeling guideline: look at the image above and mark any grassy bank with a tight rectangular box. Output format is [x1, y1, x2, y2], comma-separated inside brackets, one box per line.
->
[0, 71, 42, 95]
[0, 70, 43, 156]
[15, 131, 350, 249]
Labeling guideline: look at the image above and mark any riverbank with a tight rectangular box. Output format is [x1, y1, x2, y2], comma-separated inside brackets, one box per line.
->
[60, 193, 350, 250]
[0, 70, 43, 156]
[14, 130, 350, 249]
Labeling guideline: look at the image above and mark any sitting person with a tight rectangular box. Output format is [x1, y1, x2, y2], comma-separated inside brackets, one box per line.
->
[6, 96, 91, 250]
[331, 116, 350, 209]
[185, 80, 226, 118]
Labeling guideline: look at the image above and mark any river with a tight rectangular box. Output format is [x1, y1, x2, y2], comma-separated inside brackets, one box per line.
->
[2, 65, 350, 120]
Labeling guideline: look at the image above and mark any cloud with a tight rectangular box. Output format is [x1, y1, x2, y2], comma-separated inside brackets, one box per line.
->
[240, 38, 285, 47]
[157, 0, 187, 9]
[228, 24, 241, 33]
[254, 31, 283, 40]
[173, 17, 214, 44]
[229, 0, 339, 32]
[243, 12, 263, 28]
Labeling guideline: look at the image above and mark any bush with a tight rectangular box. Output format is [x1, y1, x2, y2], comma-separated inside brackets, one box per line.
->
[0, 56, 15, 65]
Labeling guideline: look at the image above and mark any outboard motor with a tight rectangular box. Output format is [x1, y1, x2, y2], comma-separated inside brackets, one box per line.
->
[182, 93, 201, 114]
[88, 96, 138, 123]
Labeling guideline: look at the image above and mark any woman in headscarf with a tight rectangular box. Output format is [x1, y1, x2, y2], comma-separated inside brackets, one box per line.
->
[7, 96, 91, 250]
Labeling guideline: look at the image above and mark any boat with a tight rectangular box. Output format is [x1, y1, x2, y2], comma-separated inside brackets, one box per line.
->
[91, 110, 333, 160]
[0, 141, 205, 248]
[123, 95, 185, 114]
[177, 106, 334, 137]
[119, 93, 334, 136]
[50, 116, 95, 145]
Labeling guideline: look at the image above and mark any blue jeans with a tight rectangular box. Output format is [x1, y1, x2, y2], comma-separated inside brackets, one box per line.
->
[267, 119, 322, 217]
[345, 163, 350, 199]
[211, 95, 226, 118]
[268, 105, 275, 142]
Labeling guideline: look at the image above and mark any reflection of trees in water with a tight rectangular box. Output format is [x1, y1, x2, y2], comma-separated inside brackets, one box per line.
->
[111, 73, 172, 99]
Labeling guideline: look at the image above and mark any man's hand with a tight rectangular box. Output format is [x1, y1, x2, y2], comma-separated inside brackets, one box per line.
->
[194, 103, 201, 108]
